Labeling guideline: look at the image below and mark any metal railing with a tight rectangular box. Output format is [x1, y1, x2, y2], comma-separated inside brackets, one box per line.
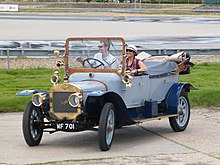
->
[1, 48, 220, 58]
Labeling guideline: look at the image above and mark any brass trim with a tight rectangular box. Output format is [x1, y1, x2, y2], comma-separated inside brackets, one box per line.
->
[64, 37, 126, 76]
[32, 93, 46, 107]
[68, 93, 82, 108]
[82, 79, 108, 91]
[49, 109, 82, 120]
[68, 68, 119, 75]
[49, 84, 83, 120]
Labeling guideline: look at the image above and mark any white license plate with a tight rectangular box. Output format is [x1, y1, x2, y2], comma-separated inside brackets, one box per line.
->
[57, 123, 75, 130]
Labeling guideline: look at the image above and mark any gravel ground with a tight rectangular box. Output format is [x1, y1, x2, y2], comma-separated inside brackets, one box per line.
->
[0, 54, 219, 69]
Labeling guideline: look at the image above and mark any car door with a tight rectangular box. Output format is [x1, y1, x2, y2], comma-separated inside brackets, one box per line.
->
[122, 75, 150, 108]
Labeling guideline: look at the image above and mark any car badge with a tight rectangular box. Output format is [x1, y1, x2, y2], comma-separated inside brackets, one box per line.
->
[62, 84, 70, 90]
[60, 99, 69, 107]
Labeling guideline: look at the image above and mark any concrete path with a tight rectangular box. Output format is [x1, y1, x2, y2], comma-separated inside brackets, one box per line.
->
[1, 14, 220, 41]
[0, 108, 219, 164]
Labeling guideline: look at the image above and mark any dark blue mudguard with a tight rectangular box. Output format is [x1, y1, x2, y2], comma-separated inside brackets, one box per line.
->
[85, 91, 135, 126]
[16, 90, 47, 96]
[165, 83, 197, 114]
[16, 90, 50, 112]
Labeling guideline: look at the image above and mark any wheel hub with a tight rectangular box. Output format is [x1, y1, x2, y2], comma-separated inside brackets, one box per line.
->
[179, 108, 185, 116]
[107, 124, 113, 132]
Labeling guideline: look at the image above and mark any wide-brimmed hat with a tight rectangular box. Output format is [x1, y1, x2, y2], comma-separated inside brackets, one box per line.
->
[126, 45, 138, 54]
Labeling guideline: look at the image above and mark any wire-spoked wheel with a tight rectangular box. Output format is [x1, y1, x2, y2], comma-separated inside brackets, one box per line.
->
[22, 101, 43, 146]
[169, 91, 190, 132]
[98, 103, 115, 151]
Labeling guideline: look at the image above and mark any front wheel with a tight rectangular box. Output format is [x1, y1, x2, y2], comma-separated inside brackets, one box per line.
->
[169, 91, 190, 132]
[98, 103, 115, 151]
[22, 101, 43, 146]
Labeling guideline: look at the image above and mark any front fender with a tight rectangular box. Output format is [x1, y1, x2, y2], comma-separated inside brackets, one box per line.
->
[84, 91, 109, 116]
[87, 91, 107, 97]
[165, 83, 197, 114]
[16, 90, 47, 96]
[85, 91, 135, 126]
[16, 90, 50, 113]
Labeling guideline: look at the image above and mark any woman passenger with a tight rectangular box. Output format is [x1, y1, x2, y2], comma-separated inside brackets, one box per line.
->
[125, 45, 147, 75]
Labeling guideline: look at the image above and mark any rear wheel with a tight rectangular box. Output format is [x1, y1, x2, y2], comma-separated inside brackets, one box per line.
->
[169, 91, 190, 132]
[98, 103, 115, 151]
[22, 101, 43, 146]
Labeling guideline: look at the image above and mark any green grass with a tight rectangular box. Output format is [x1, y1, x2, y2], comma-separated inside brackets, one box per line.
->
[0, 63, 220, 112]
[0, 68, 54, 112]
[179, 62, 220, 108]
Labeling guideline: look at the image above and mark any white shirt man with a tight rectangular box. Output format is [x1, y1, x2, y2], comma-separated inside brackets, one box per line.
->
[76, 40, 119, 69]
[91, 52, 119, 69]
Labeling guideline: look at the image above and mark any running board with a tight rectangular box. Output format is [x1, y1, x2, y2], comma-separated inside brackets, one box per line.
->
[134, 114, 177, 123]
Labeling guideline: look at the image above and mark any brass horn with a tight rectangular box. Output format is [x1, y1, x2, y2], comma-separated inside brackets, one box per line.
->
[122, 73, 133, 88]
[56, 60, 64, 67]
[53, 50, 60, 57]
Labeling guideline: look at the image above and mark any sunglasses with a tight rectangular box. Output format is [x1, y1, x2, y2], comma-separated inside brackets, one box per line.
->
[126, 49, 134, 53]
[98, 45, 104, 48]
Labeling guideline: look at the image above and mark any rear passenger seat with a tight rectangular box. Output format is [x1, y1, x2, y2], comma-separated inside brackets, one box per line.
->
[143, 61, 177, 75]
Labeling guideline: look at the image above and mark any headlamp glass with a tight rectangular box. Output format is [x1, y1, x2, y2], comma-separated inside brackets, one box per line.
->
[32, 93, 46, 107]
[68, 93, 82, 107]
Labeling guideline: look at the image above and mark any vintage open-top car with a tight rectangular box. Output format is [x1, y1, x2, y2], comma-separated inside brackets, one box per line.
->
[17, 37, 196, 151]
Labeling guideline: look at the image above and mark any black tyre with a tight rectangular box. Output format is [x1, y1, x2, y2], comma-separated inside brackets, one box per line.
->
[169, 91, 190, 132]
[98, 103, 115, 151]
[22, 101, 43, 146]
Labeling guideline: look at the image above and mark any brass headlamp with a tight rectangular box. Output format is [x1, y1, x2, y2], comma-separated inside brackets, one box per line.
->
[51, 69, 61, 85]
[32, 93, 46, 107]
[68, 93, 82, 108]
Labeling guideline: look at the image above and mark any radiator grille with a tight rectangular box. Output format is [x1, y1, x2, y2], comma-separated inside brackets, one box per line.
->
[53, 92, 77, 113]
